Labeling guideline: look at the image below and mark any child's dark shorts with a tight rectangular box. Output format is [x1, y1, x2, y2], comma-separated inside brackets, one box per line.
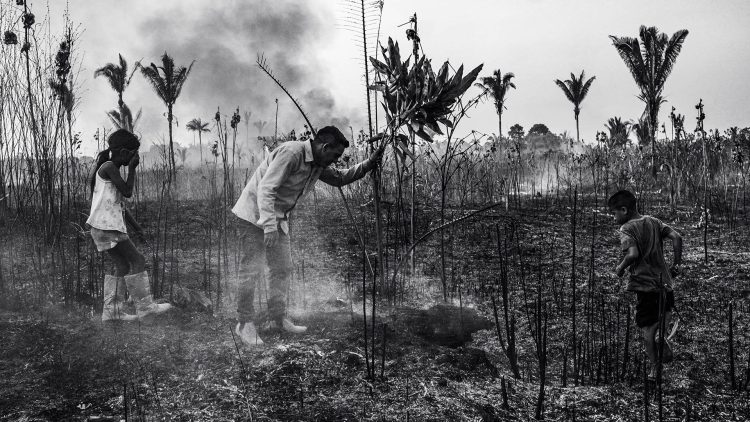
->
[635, 290, 675, 328]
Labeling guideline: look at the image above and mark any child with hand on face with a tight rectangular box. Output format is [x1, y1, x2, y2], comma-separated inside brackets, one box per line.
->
[87, 129, 172, 322]
[608, 190, 683, 380]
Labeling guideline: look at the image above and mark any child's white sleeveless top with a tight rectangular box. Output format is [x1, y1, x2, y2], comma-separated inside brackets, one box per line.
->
[86, 165, 127, 233]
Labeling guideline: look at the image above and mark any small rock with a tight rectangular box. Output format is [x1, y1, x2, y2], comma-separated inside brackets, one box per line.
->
[344, 351, 364, 366]
[325, 296, 348, 308]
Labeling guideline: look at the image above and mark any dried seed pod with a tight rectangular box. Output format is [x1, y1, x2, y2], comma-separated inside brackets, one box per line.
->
[23, 12, 35, 29]
[16, 0, 24, 5]
[230, 109, 240, 129]
[21, 41, 30, 53]
[55, 42, 71, 80]
[3, 31, 18, 45]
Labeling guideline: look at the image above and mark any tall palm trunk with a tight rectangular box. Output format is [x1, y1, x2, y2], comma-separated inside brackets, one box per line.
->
[167, 105, 176, 180]
[574, 110, 580, 143]
[498, 110, 502, 139]
[198, 130, 203, 163]
[650, 121, 657, 180]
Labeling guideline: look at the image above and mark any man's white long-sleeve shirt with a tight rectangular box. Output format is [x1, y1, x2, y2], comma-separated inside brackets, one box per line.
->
[232, 140, 373, 234]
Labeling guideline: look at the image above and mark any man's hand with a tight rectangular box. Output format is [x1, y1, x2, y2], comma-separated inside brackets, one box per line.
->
[368, 144, 386, 167]
[128, 152, 140, 169]
[264, 230, 279, 248]
[368, 133, 385, 144]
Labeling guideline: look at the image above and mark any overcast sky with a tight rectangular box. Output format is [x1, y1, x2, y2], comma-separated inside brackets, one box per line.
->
[54, 0, 750, 154]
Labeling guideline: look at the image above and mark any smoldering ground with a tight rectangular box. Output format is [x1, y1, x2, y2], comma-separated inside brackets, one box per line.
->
[135, 0, 356, 141]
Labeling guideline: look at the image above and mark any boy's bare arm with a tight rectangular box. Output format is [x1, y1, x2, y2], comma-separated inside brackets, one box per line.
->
[616, 246, 639, 277]
[667, 230, 683, 267]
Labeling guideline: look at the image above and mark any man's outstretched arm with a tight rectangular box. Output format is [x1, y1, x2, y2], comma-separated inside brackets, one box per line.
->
[319, 159, 373, 187]
[319, 144, 384, 187]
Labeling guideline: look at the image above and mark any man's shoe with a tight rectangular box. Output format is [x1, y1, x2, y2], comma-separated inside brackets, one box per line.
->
[281, 317, 307, 334]
[235, 322, 264, 347]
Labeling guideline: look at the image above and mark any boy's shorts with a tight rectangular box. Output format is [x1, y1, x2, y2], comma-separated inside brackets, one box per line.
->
[90, 228, 129, 252]
[635, 290, 674, 328]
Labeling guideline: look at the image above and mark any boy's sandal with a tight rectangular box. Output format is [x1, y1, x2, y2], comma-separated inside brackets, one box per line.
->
[666, 317, 680, 341]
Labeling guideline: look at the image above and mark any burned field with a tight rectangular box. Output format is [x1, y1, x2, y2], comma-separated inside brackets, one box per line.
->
[1, 198, 750, 421]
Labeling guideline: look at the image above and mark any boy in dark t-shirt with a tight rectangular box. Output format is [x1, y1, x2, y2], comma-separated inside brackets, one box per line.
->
[608, 190, 683, 379]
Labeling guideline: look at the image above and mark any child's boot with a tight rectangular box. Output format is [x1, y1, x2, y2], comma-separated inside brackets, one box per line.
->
[101, 275, 138, 322]
[124, 271, 172, 319]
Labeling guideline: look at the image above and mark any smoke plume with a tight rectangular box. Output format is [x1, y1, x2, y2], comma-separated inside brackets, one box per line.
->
[136, 0, 357, 141]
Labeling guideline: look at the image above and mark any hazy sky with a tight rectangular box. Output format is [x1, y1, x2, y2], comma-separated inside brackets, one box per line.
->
[53, 0, 750, 154]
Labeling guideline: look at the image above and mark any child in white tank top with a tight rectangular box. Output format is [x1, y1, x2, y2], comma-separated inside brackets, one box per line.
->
[87, 169, 127, 235]
[88, 129, 172, 322]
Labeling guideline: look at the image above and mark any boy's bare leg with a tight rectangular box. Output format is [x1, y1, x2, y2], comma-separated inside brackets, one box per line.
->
[643, 311, 672, 378]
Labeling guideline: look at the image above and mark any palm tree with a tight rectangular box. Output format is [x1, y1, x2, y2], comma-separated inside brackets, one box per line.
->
[106, 102, 142, 133]
[554, 70, 596, 143]
[610, 26, 689, 179]
[475, 69, 516, 138]
[186, 118, 210, 163]
[95, 54, 142, 132]
[604, 117, 631, 149]
[94, 54, 138, 108]
[178, 147, 188, 168]
[632, 117, 651, 148]
[253, 120, 268, 137]
[140, 52, 194, 179]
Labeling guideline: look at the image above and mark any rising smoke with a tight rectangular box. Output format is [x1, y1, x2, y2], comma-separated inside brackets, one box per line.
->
[137, 0, 355, 141]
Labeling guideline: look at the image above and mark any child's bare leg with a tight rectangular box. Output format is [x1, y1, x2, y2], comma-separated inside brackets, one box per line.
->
[642, 323, 659, 370]
[112, 240, 146, 275]
[103, 243, 137, 321]
[106, 248, 130, 277]
[643, 310, 672, 377]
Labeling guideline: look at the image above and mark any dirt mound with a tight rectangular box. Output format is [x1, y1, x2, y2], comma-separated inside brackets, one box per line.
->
[392, 303, 493, 347]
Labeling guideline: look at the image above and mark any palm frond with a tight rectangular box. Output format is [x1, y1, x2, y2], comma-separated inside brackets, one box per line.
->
[133, 108, 142, 131]
[172, 61, 195, 101]
[127, 58, 143, 86]
[610, 35, 647, 90]
[257, 53, 316, 134]
[655, 29, 688, 88]
[554, 79, 575, 103]
[118, 54, 127, 78]
[106, 102, 138, 132]
[106, 109, 122, 129]
[94, 63, 125, 94]
[580, 75, 596, 100]
[140, 63, 170, 104]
